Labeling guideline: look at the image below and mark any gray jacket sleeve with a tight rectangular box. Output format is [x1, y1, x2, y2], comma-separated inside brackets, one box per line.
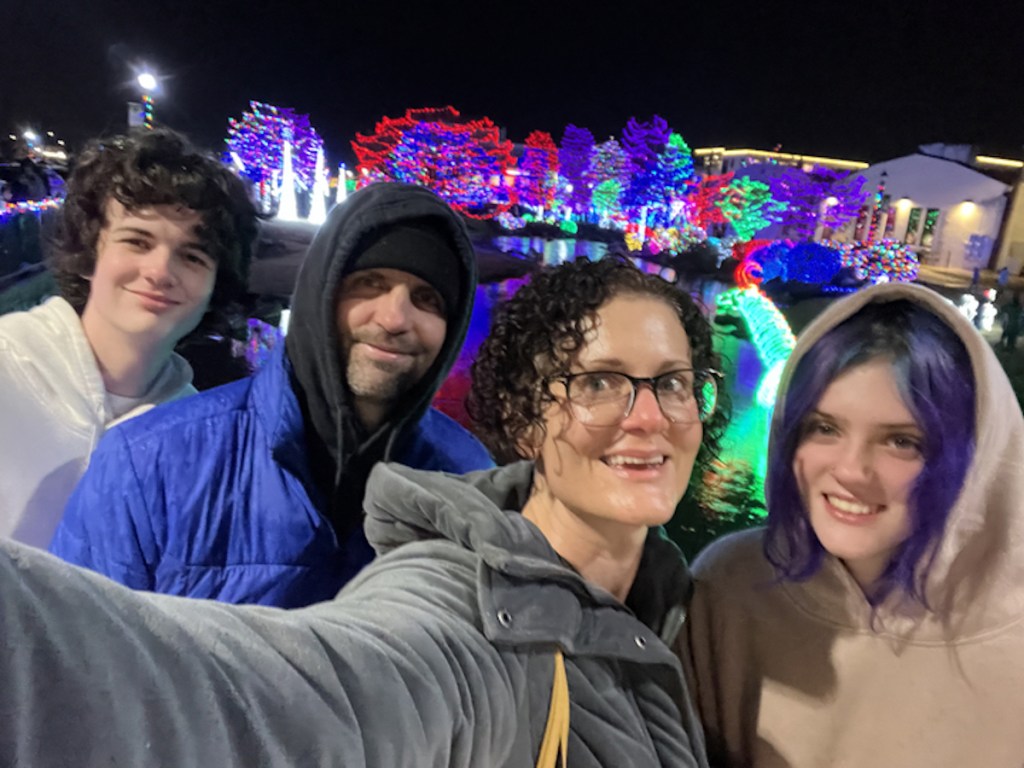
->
[0, 539, 523, 767]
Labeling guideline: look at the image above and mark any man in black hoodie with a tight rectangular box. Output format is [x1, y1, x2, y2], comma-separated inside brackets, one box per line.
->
[51, 183, 494, 608]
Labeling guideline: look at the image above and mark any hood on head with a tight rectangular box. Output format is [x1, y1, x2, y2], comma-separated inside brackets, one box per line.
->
[284, 182, 479, 480]
[771, 282, 1024, 633]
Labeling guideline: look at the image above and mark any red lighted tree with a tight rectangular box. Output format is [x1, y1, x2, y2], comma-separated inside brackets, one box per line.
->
[514, 130, 559, 211]
[689, 173, 735, 229]
[351, 106, 516, 218]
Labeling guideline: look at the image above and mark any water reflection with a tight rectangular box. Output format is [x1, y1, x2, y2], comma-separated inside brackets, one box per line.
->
[493, 236, 609, 265]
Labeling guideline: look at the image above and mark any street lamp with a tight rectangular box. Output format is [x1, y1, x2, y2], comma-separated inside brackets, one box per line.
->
[137, 72, 157, 92]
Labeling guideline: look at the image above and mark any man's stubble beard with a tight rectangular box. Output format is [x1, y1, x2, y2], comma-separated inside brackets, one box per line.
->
[345, 353, 422, 409]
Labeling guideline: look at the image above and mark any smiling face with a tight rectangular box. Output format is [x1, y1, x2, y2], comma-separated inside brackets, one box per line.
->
[336, 267, 447, 430]
[524, 294, 704, 541]
[794, 359, 926, 590]
[80, 199, 216, 350]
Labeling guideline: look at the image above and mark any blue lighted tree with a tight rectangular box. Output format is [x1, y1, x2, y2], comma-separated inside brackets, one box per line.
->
[558, 125, 596, 215]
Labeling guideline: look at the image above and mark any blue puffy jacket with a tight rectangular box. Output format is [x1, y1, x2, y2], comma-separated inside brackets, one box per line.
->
[50, 345, 493, 607]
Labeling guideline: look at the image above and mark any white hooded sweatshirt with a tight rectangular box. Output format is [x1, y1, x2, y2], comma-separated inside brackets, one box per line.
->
[0, 296, 194, 547]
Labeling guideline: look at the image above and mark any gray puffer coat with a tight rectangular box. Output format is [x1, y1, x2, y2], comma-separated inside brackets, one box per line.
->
[0, 461, 708, 767]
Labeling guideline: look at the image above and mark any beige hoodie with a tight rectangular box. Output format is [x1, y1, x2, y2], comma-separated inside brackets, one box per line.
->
[681, 282, 1024, 768]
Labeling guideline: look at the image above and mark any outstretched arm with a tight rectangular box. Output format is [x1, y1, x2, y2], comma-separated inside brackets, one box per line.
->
[1, 540, 521, 767]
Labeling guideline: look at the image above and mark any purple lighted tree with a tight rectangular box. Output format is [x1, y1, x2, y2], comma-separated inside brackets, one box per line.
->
[770, 166, 869, 240]
[558, 124, 596, 215]
[226, 101, 323, 195]
[621, 115, 670, 173]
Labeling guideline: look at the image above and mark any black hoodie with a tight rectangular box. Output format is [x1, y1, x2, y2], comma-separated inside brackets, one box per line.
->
[284, 183, 479, 534]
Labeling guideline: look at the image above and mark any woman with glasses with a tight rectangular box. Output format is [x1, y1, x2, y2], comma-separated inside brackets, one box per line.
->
[681, 282, 1024, 768]
[0, 256, 724, 767]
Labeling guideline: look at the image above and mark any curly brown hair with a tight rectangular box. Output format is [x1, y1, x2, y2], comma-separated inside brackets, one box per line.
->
[468, 256, 730, 470]
[51, 128, 259, 340]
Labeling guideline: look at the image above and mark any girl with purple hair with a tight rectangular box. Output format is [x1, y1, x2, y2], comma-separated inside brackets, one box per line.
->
[681, 282, 1024, 768]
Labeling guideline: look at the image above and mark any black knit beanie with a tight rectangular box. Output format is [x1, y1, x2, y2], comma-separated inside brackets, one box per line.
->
[350, 220, 463, 319]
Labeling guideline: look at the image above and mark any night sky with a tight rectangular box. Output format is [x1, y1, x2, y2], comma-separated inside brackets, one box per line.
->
[5, 0, 1023, 165]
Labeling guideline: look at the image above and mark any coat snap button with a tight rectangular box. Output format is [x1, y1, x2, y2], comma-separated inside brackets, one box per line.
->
[634, 635, 648, 649]
[497, 609, 513, 628]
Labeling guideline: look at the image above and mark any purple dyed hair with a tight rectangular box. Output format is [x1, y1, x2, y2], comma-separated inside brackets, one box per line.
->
[764, 299, 976, 606]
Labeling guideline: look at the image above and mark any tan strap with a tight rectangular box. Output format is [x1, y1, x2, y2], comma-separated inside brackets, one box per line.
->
[535, 648, 570, 768]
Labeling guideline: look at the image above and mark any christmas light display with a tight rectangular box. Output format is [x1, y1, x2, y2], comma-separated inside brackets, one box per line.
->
[741, 241, 792, 284]
[716, 287, 796, 407]
[768, 166, 868, 240]
[276, 141, 300, 222]
[591, 138, 630, 189]
[336, 164, 348, 205]
[866, 172, 888, 242]
[142, 94, 155, 130]
[352, 106, 515, 219]
[716, 176, 786, 241]
[690, 173, 735, 230]
[225, 101, 324, 208]
[638, 133, 695, 227]
[558, 125, 595, 215]
[838, 240, 919, 282]
[591, 179, 623, 223]
[621, 115, 670, 173]
[1, 197, 61, 222]
[750, 241, 844, 285]
[514, 131, 558, 211]
[308, 146, 328, 225]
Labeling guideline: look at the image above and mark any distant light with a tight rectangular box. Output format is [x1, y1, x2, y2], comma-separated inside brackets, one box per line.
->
[896, 196, 912, 209]
[976, 155, 1023, 169]
[22, 130, 38, 143]
[46, 131, 54, 137]
[823, 196, 839, 207]
[137, 72, 158, 91]
[962, 199, 977, 212]
[57, 139, 65, 146]
[7, 134, 15, 141]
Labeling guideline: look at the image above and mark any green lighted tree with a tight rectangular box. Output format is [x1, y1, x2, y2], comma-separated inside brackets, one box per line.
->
[717, 176, 787, 241]
[591, 179, 623, 220]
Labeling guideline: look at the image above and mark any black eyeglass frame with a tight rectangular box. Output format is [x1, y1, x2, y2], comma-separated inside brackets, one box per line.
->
[544, 368, 722, 426]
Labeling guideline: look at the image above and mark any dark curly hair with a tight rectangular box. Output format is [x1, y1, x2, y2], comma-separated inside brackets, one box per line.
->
[52, 128, 259, 340]
[468, 256, 729, 473]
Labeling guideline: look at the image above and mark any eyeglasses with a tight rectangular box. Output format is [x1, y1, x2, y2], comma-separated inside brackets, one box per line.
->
[546, 369, 720, 427]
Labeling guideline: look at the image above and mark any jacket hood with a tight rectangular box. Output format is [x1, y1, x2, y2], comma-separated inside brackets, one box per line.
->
[362, 461, 694, 644]
[284, 182, 478, 492]
[0, 296, 192, 424]
[771, 282, 1024, 638]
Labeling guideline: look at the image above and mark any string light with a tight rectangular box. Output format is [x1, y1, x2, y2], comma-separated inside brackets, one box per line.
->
[352, 106, 515, 219]
[716, 287, 796, 407]
[225, 101, 323, 211]
[1, 198, 61, 222]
